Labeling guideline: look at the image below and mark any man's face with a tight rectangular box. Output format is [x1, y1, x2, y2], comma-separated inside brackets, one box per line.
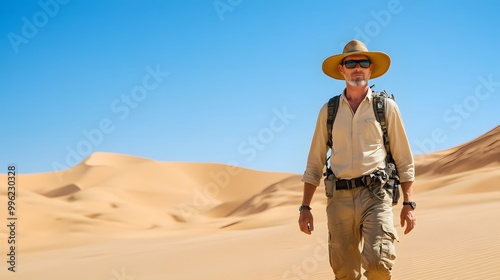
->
[337, 54, 373, 87]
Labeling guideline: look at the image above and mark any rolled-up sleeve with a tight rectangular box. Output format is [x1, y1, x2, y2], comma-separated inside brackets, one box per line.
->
[302, 103, 329, 186]
[386, 99, 415, 182]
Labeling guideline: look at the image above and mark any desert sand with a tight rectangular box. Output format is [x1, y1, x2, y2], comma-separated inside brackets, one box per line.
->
[0, 125, 499, 280]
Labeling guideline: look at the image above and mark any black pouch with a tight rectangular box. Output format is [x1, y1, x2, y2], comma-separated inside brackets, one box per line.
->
[384, 162, 401, 206]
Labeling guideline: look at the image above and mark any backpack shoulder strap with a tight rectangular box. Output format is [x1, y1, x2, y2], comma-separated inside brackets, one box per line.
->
[326, 95, 341, 149]
[372, 90, 393, 160]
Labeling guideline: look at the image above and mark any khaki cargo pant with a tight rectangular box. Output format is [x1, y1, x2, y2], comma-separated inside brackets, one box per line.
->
[327, 186, 398, 280]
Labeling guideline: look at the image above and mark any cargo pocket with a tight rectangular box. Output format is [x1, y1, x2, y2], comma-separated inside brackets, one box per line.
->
[380, 224, 398, 268]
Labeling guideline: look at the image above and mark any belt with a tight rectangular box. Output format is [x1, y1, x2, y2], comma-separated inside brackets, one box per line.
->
[335, 175, 369, 190]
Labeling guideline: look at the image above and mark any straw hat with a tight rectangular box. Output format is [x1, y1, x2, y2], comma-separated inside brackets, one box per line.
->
[322, 40, 391, 80]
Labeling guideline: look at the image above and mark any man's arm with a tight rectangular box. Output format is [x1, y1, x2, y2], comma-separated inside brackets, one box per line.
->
[386, 99, 414, 183]
[298, 182, 317, 235]
[400, 181, 416, 234]
[300, 102, 329, 234]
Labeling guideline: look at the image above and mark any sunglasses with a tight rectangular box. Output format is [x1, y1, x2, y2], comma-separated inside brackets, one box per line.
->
[342, 59, 371, 69]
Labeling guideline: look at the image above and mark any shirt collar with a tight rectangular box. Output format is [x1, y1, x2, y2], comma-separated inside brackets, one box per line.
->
[340, 87, 374, 103]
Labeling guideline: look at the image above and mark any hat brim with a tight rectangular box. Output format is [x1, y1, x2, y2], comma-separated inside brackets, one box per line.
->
[322, 51, 391, 80]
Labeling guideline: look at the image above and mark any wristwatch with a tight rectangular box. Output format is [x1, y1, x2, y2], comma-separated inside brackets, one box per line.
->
[299, 205, 312, 212]
[403, 201, 417, 210]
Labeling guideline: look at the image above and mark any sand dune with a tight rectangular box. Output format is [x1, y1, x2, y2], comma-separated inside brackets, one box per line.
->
[416, 125, 500, 178]
[0, 125, 499, 279]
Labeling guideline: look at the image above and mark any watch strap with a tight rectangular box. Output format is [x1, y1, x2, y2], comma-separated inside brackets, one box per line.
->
[299, 205, 312, 212]
[403, 201, 416, 209]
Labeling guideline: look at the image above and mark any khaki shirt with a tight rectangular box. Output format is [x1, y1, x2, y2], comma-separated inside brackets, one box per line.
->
[302, 88, 415, 187]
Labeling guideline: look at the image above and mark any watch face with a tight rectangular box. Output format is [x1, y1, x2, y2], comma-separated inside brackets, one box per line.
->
[404, 202, 416, 209]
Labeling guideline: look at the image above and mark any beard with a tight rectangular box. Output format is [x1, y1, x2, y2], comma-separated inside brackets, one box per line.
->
[346, 75, 367, 87]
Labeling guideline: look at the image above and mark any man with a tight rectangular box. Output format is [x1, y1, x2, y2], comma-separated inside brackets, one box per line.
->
[298, 40, 416, 280]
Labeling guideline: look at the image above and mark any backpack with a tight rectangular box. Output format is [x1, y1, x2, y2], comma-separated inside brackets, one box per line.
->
[325, 86, 400, 205]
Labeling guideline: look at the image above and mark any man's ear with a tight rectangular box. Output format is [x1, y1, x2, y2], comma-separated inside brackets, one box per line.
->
[337, 64, 344, 76]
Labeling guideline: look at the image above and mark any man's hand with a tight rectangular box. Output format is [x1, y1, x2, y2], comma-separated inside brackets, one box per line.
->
[400, 206, 416, 234]
[299, 183, 317, 235]
[298, 210, 314, 234]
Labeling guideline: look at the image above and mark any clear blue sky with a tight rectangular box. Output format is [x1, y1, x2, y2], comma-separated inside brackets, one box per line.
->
[1, 0, 499, 175]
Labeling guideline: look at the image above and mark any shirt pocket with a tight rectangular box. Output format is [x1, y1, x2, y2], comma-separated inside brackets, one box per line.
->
[360, 118, 383, 147]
